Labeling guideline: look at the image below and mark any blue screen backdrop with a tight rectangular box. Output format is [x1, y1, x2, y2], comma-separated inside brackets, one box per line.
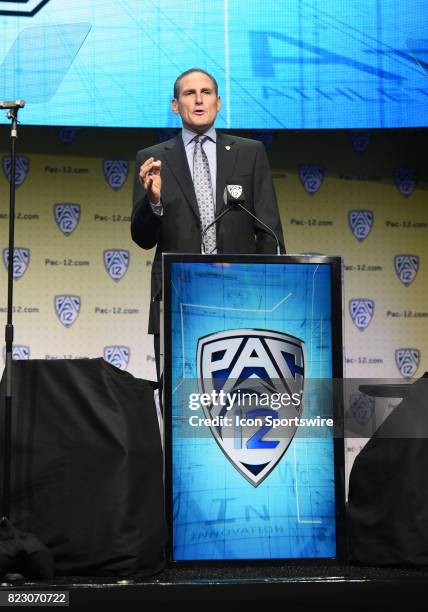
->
[0, 0, 427, 128]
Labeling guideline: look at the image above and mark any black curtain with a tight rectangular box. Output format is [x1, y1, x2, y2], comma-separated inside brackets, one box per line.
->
[347, 373, 428, 565]
[0, 358, 167, 576]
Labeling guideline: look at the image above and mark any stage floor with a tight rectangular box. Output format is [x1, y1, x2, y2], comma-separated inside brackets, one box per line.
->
[1, 565, 428, 610]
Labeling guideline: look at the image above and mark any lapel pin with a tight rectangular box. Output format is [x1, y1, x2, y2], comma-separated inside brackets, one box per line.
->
[225, 145, 231, 150]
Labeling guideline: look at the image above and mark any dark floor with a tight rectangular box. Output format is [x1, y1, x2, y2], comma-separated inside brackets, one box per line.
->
[2, 564, 428, 610]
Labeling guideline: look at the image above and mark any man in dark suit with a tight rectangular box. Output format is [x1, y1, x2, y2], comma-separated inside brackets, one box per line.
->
[131, 68, 285, 378]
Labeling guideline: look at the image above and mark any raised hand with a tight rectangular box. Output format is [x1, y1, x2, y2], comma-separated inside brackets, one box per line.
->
[139, 157, 162, 202]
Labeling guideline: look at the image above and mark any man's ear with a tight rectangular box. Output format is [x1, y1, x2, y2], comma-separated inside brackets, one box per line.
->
[216, 96, 221, 112]
[171, 98, 179, 115]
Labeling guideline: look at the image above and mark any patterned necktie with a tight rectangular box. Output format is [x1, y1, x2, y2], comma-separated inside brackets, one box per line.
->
[193, 135, 217, 254]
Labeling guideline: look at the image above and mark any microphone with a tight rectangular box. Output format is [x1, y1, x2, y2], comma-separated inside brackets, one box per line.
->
[0, 100, 25, 109]
[223, 184, 246, 207]
[223, 184, 282, 255]
[200, 207, 230, 254]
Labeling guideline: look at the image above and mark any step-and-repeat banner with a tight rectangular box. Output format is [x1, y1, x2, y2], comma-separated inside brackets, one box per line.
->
[0, 126, 426, 488]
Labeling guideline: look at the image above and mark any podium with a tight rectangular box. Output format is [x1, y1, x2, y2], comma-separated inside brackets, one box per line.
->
[162, 254, 345, 565]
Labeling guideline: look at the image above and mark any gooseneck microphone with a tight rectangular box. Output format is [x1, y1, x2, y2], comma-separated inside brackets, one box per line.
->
[223, 184, 282, 255]
[200, 207, 230, 254]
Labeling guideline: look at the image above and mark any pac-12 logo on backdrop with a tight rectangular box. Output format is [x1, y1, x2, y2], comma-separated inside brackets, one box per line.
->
[2, 345, 30, 362]
[251, 130, 276, 149]
[103, 160, 128, 190]
[2, 247, 30, 280]
[348, 210, 374, 241]
[350, 130, 371, 153]
[393, 167, 416, 198]
[103, 249, 129, 281]
[156, 129, 179, 143]
[2, 155, 29, 187]
[103, 346, 130, 370]
[395, 348, 420, 378]
[54, 203, 81, 236]
[299, 164, 324, 195]
[197, 329, 305, 487]
[55, 128, 81, 145]
[349, 299, 374, 331]
[394, 254, 419, 286]
[350, 393, 375, 426]
[54, 295, 81, 328]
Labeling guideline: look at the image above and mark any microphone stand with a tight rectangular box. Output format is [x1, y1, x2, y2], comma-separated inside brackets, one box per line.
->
[201, 187, 282, 256]
[0, 102, 53, 579]
[2, 103, 20, 523]
[200, 208, 231, 254]
[201, 186, 281, 255]
[231, 201, 281, 255]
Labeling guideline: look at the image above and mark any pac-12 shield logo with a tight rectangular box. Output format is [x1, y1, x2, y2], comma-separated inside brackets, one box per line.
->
[226, 184, 243, 200]
[54, 203, 81, 236]
[348, 210, 374, 241]
[350, 130, 371, 153]
[55, 128, 81, 145]
[2, 155, 29, 187]
[156, 128, 179, 142]
[395, 348, 420, 378]
[2, 247, 30, 280]
[349, 298, 374, 331]
[251, 130, 275, 149]
[103, 249, 129, 281]
[394, 254, 419, 286]
[2, 345, 30, 363]
[103, 346, 130, 370]
[350, 393, 375, 426]
[393, 167, 416, 198]
[103, 159, 128, 190]
[13, 345, 30, 360]
[197, 329, 305, 487]
[299, 164, 324, 195]
[54, 295, 81, 328]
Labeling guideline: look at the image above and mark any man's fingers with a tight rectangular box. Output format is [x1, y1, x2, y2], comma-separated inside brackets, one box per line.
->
[141, 158, 161, 176]
[149, 160, 162, 174]
[139, 159, 162, 189]
[139, 158, 161, 200]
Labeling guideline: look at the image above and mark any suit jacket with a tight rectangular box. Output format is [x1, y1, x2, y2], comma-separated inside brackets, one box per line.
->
[131, 131, 285, 334]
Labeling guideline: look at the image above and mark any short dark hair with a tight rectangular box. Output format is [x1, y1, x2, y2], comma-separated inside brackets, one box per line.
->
[173, 68, 218, 99]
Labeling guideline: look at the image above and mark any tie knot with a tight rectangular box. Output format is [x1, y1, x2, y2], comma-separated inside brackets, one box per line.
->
[194, 135, 208, 146]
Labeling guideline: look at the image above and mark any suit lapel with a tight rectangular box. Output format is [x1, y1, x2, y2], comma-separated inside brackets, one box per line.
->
[164, 135, 199, 219]
[216, 133, 238, 213]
